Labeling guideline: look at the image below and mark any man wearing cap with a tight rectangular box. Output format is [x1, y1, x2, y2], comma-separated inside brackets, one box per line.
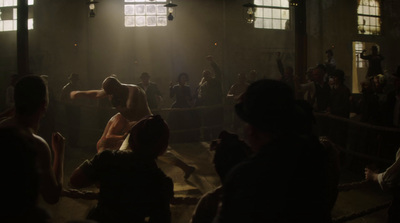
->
[215, 79, 330, 223]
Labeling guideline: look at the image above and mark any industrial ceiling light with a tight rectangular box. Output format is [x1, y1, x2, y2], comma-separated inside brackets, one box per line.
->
[243, 3, 257, 24]
[87, 0, 99, 18]
[164, 1, 178, 21]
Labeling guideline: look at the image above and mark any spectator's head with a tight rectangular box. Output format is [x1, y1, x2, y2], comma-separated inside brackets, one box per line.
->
[140, 72, 150, 84]
[178, 73, 189, 85]
[210, 131, 251, 182]
[102, 76, 122, 95]
[372, 45, 378, 55]
[14, 75, 48, 116]
[332, 69, 345, 84]
[235, 79, 296, 149]
[312, 64, 326, 82]
[0, 127, 39, 217]
[129, 115, 170, 159]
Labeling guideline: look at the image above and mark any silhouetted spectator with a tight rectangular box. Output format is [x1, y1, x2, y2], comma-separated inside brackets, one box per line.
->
[190, 131, 250, 223]
[137, 72, 163, 112]
[168, 72, 197, 142]
[0, 127, 52, 222]
[325, 49, 336, 76]
[70, 115, 173, 223]
[298, 64, 331, 112]
[215, 79, 330, 223]
[0, 75, 66, 205]
[360, 45, 384, 80]
[196, 55, 223, 140]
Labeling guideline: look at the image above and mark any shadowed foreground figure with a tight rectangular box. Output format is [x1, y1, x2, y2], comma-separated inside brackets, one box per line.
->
[70, 115, 173, 223]
[0, 128, 51, 223]
[214, 79, 330, 223]
[0, 75, 65, 206]
[190, 130, 250, 223]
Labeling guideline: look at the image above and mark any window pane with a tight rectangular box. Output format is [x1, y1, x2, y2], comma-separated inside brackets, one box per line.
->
[4, 0, 15, 7]
[263, 0, 272, 6]
[28, 18, 33, 29]
[156, 0, 167, 2]
[273, 19, 281, 29]
[13, 7, 16, 19]
[0, 0, 3, 7]
[146, 4, 156, 15]
[136, 16, 145, 26]
[282, 9, 289, 19]
[254, 18, 263, 28]
[125, 5, 135, 15]
[264, 18, 272, 29]
[272, 0, 280, 7]
[254, 0, 262, 5]
[255, 8, 263, 17]
[157, 16, 167, 26]
[156, 5, 166, 14]
[264, 8, 271, 18]
[281, 0, 289, 8]
[146, 16, 156, 26]
[3, 20, 13, 31]
[135, 4, 145, 15]
[28, 0, 34, 5]
[272, 8, 280, 18]
[125, 16, 135, 26]
[125, 0, 135, 2]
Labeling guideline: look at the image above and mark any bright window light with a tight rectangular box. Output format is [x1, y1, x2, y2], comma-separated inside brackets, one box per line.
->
[124, 0, 167, 27]
[254, 0, 290, 30]
[357, 0, 381, 35]
[0, 0, 34, 32]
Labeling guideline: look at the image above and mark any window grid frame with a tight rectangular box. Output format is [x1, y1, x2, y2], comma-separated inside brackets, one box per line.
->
[357, 0, 381, 35]
[253, 1, 290, 30]
[124, 0, 168, 27]
[0, 0, 34, 32]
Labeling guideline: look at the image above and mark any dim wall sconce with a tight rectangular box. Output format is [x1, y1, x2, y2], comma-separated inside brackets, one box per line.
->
[164, 1, 178, 21]
[242, 2, 257, 24]
[87, 0, 99, 18]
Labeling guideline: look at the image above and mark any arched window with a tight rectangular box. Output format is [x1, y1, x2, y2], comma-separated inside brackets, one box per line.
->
[254, 0, 290, 30]
[0, 0, 34, 32]
[357, 0, 381, 35]
[124, 0, 167, 27]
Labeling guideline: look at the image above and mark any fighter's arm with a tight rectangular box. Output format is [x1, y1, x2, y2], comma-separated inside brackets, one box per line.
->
[70, 89, 107, 100]
[34, 133, 65, 204]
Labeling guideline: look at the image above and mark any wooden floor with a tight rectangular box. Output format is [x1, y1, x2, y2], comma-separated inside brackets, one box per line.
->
[39, 141, 392, 223]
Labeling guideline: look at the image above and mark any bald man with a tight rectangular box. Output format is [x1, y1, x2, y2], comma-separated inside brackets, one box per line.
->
[71, 75, 151, 152]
